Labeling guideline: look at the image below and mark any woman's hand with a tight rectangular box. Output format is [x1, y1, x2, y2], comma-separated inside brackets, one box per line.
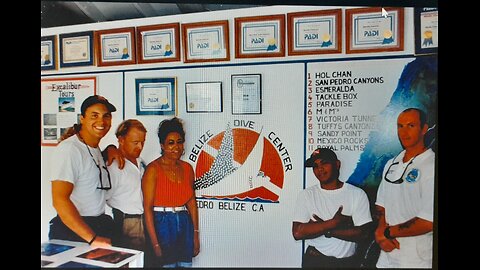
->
[193, 231, 200, 256]
[153, 243, 163, 257]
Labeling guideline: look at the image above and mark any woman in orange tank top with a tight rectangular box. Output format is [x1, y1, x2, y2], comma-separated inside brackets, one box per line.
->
[142, 117, 200, 267]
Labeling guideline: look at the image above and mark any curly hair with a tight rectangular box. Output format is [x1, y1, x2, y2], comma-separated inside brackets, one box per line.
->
[157, 117, 185, 144]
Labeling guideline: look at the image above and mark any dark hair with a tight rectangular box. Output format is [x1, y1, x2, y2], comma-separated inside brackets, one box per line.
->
[59, 124, 82, 142]
[116, 119, 147, 138]
[80, 95, 116, 116]
[157, 117, 185, 144]
[401, 108, 427, 127]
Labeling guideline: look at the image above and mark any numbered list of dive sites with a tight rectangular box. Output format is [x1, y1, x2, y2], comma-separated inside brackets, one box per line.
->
[306, 68, 385, 153]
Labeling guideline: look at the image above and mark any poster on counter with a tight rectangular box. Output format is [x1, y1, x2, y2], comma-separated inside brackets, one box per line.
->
[40, 77, 96, 146]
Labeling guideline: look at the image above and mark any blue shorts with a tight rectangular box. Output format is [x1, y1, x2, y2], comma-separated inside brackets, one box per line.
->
[154, 210, 194, 267]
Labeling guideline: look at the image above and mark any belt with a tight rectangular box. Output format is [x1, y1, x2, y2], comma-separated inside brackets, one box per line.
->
[112, 208, 142, 219]
[124, 213, 142, 218]
[153, 206, 187, 212]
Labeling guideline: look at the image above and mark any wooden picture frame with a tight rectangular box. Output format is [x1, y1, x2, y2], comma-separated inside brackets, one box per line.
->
[95, 27, 136, 66]
[136, 23, 181, 63]
[287, 9, 342, 56]
[346, 7, 404, 54]
[235, 14, 285, 58]
[182, 20, 230, 63]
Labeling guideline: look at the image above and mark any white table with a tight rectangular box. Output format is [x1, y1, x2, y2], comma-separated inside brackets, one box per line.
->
[41, 239, 143, 268]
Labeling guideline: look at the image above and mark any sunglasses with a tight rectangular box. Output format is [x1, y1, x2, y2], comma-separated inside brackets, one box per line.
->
[83, 141, 112, 190]
[384, 154, 418, 184]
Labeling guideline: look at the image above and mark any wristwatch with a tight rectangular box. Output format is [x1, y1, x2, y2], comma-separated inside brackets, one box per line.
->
[384, 226, 394, 239]
[325, 230, 332, 238]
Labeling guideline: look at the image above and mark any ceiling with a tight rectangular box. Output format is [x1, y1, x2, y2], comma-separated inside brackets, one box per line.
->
[41, 1, 263, 28]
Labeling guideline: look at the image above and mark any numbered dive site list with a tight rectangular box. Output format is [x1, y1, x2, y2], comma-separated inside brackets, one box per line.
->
[305, 60, 398, 155]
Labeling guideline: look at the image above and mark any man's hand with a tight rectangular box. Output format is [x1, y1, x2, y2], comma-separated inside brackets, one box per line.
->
[375, 224, 400, 252]
[310, 214, 324, 223]
[377, 238, 400, 252]
[330, 206, 353, 228]
[104, 145, 125, 169]
[90, 236, 112, 248]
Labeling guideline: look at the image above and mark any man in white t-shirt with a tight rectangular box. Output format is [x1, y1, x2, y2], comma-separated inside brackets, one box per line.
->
[375, 108, 435, 268]
[292, 148, 373, 268]
[106, 119, 147, 251]
[49, 95, 117, 247]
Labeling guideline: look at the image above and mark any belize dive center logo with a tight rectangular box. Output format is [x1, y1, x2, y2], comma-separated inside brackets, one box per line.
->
[188, 120, 292, 203]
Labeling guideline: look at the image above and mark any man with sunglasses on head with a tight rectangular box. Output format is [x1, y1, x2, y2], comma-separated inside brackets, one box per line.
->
[292, 148, 373, 268]
[49, 95, 117, 248]
[375, 108, 435, 268]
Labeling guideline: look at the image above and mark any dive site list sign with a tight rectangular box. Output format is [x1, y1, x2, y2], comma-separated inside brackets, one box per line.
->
[305, 59, 412, 176]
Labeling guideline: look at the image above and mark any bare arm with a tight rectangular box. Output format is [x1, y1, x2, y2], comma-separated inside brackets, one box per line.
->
[185, 164, 200, 256]
[292, 206, 352, 241]
[330, 222, 373, 242]
[374, 205, 400, 252]
[186, 195, 200, 256]
[102, 144, 125, 169]
[389, 217, 433, 238]
[142, 162, 162, 256]
[52, 181, 111, 247]
[292, 220, 332, 240]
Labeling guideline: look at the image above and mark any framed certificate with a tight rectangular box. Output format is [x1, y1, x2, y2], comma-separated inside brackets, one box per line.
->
[287, 9, 342, 55]
[185, 82, 223, 113]
[346, 7, 404, 54]
[235, 14, 285, 59]
[135, 78, 177, 115]
[59, 31, 94, 68]
[182, 20, 230, 63]
[414, 7, 438, 55]
[95, 27, 136, 66]
[136, 23, 180, 63]
[231, 74, 262, 114]
[41, 35, 57, 71]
